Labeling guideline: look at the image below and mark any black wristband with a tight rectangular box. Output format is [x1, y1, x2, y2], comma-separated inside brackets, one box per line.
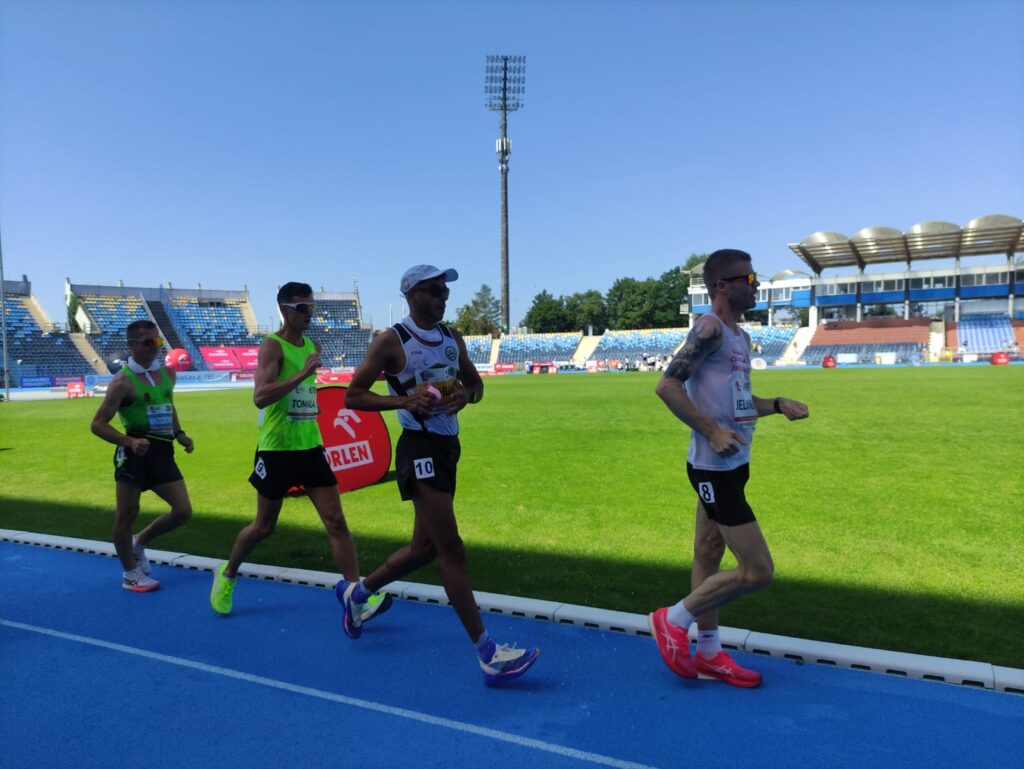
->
[773, 398, 782, 414]
[175, 430, 186, 439]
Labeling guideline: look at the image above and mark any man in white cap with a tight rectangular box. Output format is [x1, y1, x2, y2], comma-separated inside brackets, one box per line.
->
[343, 265, 540, 685]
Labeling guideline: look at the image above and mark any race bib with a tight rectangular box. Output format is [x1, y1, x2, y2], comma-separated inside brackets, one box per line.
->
[698, 482, 716, 504]
[413, 457, 435, 479]
[287, 383, 319, 421]
[731, 371, 757, 423]
[147, 403, 174, 435]
[415, 365, 458, 415]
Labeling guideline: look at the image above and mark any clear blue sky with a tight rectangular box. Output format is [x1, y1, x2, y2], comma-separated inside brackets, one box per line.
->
[2, 0, 1022, 331]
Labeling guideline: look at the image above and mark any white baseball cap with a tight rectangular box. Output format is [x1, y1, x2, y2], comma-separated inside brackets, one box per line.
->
[400, 265, 459, 296]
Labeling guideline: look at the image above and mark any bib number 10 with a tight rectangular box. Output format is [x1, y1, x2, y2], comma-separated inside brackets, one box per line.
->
[414, 458, 435, 480]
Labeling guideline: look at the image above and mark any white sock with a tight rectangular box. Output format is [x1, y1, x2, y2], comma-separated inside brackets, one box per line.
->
[697, 628, 721, 658]
[666, 600, 695, 632]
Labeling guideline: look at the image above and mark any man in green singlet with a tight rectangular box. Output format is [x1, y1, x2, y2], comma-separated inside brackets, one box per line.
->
[91, 319, 195, 592]
[209, 282, 390, 625]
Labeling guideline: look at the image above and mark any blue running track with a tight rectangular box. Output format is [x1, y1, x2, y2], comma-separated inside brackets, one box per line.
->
[1, 542, 1022, 769]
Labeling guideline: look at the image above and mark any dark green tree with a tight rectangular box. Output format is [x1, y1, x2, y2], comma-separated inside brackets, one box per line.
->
[452, 284, 501, 336]
[648, 267, 691, 327]
[681, 252, 708, 275]
[606, 277, 657, 329]
[521, 290, 572, 332]
[564, 290, 608, 334]
[67, 293, 82, 333]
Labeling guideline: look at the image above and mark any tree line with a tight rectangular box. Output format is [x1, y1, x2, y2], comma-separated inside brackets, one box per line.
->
[452, 254, 707, 336]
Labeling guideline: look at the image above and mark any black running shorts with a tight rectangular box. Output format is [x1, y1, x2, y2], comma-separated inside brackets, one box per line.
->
[113, 439, 183, 491]
[395, 430, 461, 501]
[686, 462, 756, 526]
[249, 446, 337, 500]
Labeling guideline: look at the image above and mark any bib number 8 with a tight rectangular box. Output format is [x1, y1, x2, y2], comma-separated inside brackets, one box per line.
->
[698, 482, 716, 504]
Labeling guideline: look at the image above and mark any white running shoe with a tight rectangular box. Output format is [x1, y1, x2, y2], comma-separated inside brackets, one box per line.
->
[132, 538, 151, 575]
[479, 643, 540, 684]
[123, 566, 159, 593]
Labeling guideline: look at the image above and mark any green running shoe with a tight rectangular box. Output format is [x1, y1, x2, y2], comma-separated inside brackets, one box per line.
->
[210, 563, 236, 616]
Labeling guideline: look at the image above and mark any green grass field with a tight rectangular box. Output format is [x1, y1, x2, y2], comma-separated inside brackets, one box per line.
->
[1, 366, 1022, 667]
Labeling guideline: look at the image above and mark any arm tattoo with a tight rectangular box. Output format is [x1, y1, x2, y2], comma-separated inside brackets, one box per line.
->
[664, 321, 721, 383]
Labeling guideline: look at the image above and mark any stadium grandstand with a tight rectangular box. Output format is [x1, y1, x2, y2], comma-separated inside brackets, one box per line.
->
[688, 213, 1023, 364]
[802, 318, 929, 365]
[61, 281, 374, 374]
[589, 328, 687, 364]
[462, 335, 493, 365]
[743, 324, 799, 363]
[1, 277, 97, 383]
[4, 215, 1022, 389]
[496, 331, 583, 364]
[304, 291, 372, 369]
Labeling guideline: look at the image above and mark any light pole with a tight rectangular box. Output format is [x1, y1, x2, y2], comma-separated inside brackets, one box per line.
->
[485, 54, 526, 333]
[0, 220, 9, 402]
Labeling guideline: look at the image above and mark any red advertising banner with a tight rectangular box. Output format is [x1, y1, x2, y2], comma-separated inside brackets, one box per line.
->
[316, 370, 354, 384]
[315, 386, 392, 493]
[200, 347, 241, 370]
[493, 362, 516, 374]
[235, 347, 260, 370]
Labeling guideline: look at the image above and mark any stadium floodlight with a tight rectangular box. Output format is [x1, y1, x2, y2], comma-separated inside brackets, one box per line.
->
[484, 54, 527, 333]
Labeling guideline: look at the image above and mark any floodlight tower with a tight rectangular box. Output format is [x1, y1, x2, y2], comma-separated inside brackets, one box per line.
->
[484, 54, 526, 333]
[0, 222, 9, 402]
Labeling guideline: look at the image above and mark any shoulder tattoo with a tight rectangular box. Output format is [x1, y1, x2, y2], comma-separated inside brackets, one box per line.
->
[663, 320, 721, 383]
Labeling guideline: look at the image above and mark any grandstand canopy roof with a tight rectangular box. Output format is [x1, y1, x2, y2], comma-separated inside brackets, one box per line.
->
[787, 214, 1023, 274]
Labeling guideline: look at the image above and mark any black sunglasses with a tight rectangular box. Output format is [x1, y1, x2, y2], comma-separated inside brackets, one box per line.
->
[281, 302, 315, 314]
[414, 284, 450, 299]
[718, 272, 758, 285]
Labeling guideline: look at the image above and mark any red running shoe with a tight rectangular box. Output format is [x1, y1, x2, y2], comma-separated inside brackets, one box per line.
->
[696, 651, 763, 688]
[648, 608, 696, 679]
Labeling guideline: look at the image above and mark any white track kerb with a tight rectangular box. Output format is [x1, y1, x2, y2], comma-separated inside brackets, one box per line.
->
[3, 529, 1021, 695]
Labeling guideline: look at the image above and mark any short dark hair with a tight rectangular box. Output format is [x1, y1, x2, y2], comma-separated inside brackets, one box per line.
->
[126, 319, 157, 336]
[277, 282, 314, 303]
[703, 249, 752, 299]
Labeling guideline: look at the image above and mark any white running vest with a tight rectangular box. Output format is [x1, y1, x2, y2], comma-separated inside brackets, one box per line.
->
[685, 313, 757, 470]
[386, 321, 461, 436]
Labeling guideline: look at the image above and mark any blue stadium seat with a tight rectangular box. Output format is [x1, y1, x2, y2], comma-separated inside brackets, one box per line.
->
[957, 313, 1014, 353]
[462, 335, 492, 365]
[590, 328, 687, 362]
[2, 295, 94, 379]
[79, 293, 152, 366]
[305, 298, 370, 368]
[496, 332, 582, 364]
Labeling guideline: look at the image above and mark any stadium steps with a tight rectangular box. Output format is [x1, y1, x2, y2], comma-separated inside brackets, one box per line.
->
[68, 333, 105, 373]
[238, 298, 260, 335]
[929, 324, 946, 358]
[782, 326, 815, 364]
[489, 338, 501, 364]
[572, 335, 602, 363]
[146, 301, 185, 351]
[23, 294, 53, 330]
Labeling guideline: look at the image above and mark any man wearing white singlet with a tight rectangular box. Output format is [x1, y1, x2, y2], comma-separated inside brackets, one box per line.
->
[343, 265, 539, 685]
[650, 249, 809, 687]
